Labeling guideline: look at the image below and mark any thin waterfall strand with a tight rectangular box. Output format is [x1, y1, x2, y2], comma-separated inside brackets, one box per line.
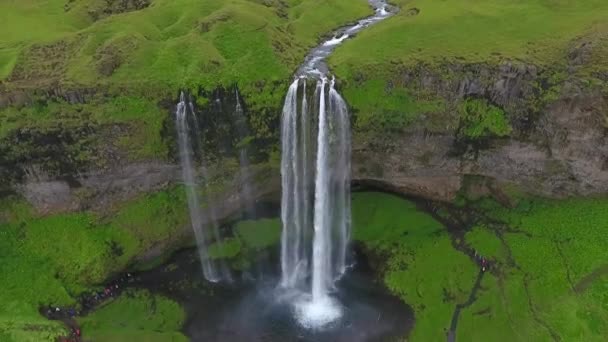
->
[175, 92, 220, 283]
[234, 89, 256, 216]
[188, 97, 232, 282]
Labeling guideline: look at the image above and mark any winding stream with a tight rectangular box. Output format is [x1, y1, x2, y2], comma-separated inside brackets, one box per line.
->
[297, 0, 395, 77]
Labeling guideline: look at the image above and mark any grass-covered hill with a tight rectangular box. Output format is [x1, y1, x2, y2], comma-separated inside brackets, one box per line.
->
[329, 0, 608, 134]
[0, 0, 372, 188]
[332, 0, 608, 77]
[0, 0, 371, 94]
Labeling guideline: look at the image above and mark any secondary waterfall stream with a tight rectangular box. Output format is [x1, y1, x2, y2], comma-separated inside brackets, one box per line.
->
[175, 92, 231, 283]
[279, 0, 394, 328]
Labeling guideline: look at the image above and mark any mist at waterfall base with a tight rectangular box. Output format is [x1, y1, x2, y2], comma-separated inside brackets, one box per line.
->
[169, 83, 413, 340]
[133, 245, 413, 342]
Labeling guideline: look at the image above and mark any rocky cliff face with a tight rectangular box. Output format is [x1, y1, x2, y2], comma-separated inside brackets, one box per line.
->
[352, 62, 608, 202]
[2, 62, 606, 218]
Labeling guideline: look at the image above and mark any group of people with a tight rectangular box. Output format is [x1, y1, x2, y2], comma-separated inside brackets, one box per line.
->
[44, 273, 136, 341]
[473, 250, 490, 272]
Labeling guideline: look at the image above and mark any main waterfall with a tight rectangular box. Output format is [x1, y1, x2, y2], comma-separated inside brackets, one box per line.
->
[279, 77, 352, 327]
[278, 0, 392, 328]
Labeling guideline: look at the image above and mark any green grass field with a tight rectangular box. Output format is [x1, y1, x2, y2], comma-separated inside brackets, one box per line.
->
[329, 0, 608, 134]
[331, 0, 608, 77]
[0, 187, 189, 341]
[78, 289, 187, 342]
[1, 0, 371, 93]
[352, 191, 608, 341]
[352, 192, 478, 341]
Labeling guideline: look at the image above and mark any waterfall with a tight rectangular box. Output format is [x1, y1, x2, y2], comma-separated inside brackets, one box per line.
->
[234, 89, 256, 217]
[280, 79, 309, 288]
[175, 92, 232, 282]
[275, 0, 390, 328]
[175, 92, 220, 283]
[311, 78, 330, 300]
[277, 75, 354, 328]
[329, 79, 351, 278]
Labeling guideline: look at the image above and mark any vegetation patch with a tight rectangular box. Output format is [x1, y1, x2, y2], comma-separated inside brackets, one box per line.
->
[353, 191, 608, 341]
[235, 218, 281, 250]
[205, 218, 281, 269]
[457, 98, 511, 140]
[342, 78, 445, 132]
[78, 289, 187, 342]
[457, 196, 608, 341]
[0, 187, 189, 341]
[0, 95, 169, 171]
[0, 0, 370, 97]
[331, 0, 608, 77]
[352, 192, 477, 341]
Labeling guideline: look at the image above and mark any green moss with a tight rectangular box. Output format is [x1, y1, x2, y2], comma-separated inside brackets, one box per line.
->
[353, 191, 608, 341]
[235, 218, 282, 250]
[464, 225, 509, 264]
[352, 192, 478, 341]
[108, 187, 189, 257]
[331, 0, 608, 77]
[204, 218, 281, 270]
[1, 0, 370, 95]
[343, 78, 445, 132]
[458, 98, 511, 139]
[455, 196, 608, 341]
[0, 187, 189, 341]
[78, 289, 187, 342]
[0, 95, 168, 161]
[208, 237, 242, 259]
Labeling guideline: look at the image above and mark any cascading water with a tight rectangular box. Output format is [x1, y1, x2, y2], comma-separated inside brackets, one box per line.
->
[173, 93, 235, 283]
[175, 92, 220, 283]
[280, 80, 309, 288]
[329, 80, 352, 278]
[234, 89, 256, 217]
[278, 0, 394, 328]
[311, 78, 330, 301]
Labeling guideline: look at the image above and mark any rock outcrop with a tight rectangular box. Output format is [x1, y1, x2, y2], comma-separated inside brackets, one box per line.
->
[352, 62, 608, 201]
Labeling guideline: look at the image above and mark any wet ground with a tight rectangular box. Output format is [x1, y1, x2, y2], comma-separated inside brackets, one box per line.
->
[131, 247, 414, 342]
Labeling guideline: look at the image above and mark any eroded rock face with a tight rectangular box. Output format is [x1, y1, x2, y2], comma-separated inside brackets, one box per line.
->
[4, 61, 607, 213]
[353, 64, 608, 201]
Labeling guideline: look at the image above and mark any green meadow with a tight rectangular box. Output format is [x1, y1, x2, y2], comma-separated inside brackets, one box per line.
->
[352, 191, 608, 341]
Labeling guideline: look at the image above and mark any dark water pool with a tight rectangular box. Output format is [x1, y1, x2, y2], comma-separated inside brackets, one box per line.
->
[132, 249, 413, 342]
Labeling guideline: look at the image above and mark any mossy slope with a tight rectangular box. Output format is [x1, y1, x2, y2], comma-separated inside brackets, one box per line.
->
[1, 0, 371, 93]
[78, 289, 187, 342]
[0, 187, 189, 341]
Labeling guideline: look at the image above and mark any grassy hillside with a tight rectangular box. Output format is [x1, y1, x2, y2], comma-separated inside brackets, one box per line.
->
[0, 0, 371, 94]
[329, 0, 608, 130]
[331, 0, 608, 77]
[0, 188, 190, 341]
[78, 289, 187, 342]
